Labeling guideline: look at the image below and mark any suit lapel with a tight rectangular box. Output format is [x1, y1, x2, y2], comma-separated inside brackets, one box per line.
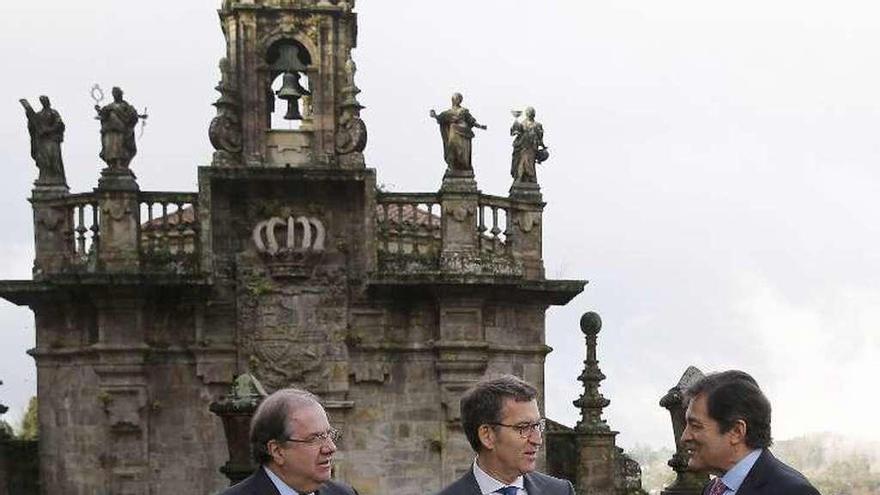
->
[523, 473, 538, 494]
[736, 450, 773, 495]
[463, 468, 485, 495]
[254, 467, 284, 495]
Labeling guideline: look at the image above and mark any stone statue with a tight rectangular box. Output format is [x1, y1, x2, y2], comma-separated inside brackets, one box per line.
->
[429, 93, 486, 175]
[95, 86, 140, 170]
[510, 107, 548, 183]
[20, 96, 67, 185]
[336, 100, 367, 155]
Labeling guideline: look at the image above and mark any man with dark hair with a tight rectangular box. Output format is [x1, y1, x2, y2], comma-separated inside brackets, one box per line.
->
[219, 388, 358, 495]
[682, 370, 820, 495]
[436, 375, 575, 495]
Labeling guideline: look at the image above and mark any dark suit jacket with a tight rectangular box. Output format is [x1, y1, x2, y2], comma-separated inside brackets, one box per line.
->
[435, 467, 575, 495]
[701, 450, 820, 495]
[217, 467, 359, 495]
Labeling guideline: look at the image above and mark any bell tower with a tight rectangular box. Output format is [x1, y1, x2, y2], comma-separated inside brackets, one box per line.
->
[213, 0, 364, 168]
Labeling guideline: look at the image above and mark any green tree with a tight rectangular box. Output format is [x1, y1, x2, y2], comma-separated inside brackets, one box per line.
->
[19, 396, 38, 440]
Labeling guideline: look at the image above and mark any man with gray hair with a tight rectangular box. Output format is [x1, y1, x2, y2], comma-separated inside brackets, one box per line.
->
[219, 388, 359, 495]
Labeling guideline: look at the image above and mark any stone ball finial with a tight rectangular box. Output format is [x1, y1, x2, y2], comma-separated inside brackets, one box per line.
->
[580, 311, 602, 336]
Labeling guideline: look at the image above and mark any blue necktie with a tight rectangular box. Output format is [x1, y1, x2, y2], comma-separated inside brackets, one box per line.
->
[496, 486, 518, 495]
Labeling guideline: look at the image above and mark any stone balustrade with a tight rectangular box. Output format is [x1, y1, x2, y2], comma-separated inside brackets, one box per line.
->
[375, 192, 442, 260]
[139, 192, 200, 272]
[376, 189, 539, 277]
[31, 190, 200, 276]
[477, 194, 511, 255]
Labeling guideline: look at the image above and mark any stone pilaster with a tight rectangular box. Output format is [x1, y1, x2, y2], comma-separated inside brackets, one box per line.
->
[439, 175, 479, 272]
[508, 198, 544, 280]
[96, 184, 140, 273]
[30, 185, 71, 279]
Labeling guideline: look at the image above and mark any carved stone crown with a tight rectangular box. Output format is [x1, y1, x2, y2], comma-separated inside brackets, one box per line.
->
[252, 215, 326, 278]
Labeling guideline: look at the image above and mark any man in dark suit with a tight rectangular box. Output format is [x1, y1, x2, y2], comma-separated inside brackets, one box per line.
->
[219, 388, 359, 495]
[682, 370, 820, 495]
[436, 375, 575, 495]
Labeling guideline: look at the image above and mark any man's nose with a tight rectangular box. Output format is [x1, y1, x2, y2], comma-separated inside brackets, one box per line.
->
[680, 425, 692, 443]
[529, 430, 543, 446]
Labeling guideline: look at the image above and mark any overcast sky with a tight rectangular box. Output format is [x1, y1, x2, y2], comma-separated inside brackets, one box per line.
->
[1, 0, 879, 450]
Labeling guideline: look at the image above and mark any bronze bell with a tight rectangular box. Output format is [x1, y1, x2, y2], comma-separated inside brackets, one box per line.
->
[276, 71, 310, 121]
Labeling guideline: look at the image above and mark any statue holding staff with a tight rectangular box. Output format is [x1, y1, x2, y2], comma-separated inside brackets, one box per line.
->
[429, 92, 486, 175]
[94, 86, 143, 170]
[20, 95, 67, 185]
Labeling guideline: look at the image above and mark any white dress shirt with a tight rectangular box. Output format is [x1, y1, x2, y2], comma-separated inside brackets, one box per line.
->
[473, 459, 527, 495]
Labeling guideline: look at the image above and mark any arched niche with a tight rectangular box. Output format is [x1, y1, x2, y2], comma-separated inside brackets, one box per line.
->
[264, 38, 314, 130]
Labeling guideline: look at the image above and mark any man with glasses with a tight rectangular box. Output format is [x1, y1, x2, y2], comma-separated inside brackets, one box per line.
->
[436, 375, 575, 495]
[219, 388, 358, 495]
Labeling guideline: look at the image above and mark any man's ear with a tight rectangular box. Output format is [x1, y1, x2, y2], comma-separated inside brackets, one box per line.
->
[727, 419, 747, 445]
[478, 424, 496, 451]
[267, 439, 285, 465]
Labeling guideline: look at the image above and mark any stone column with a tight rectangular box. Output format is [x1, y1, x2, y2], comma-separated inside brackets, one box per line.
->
[96, 180, 141, 273]
[30, 185, 71, 279]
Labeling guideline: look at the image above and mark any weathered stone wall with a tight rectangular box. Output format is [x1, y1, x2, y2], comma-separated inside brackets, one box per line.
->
[31, 285, 233, 494]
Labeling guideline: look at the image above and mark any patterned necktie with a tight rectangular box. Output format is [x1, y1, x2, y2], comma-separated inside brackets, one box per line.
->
[707, 478, 728, 495]
[496, 486, 519, 495]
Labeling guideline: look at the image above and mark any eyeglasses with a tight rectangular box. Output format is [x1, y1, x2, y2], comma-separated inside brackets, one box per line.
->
[284, 428, 342, 446]
[488, 418, 546, 438]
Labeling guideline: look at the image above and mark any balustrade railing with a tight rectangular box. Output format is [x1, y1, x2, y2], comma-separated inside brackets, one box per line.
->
[376, 193, 442, 258]
[477, 194, 511, 254]
[139, 192, 200, 272]
[36, 191, 200, 274]
[61, 193, 100, 267]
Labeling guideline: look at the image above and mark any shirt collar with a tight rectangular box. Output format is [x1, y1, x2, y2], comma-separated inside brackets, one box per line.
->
[721, 448, 762, 492]
[472, 458, 524, 495]
[264, 465, 301, 495]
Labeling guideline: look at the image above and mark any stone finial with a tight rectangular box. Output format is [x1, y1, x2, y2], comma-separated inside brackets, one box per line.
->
[573, 311, 611, 433]
[210, 374, 268, 484]
[214, 373, 268, 413]
[660, 366, 707, 495]
[210, 58, 244, 166]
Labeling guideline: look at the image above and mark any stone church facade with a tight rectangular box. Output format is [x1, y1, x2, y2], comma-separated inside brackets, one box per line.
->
[0, 1, 646, 494]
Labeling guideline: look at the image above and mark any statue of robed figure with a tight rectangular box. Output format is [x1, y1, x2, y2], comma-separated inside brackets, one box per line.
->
[20, 96, 67, 186]
[95, 86, 141, 170]
[430, 92, 486, 175]
[510, 106, 548, 183]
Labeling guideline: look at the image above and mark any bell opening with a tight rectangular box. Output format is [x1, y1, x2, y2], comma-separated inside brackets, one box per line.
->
[270, 72, 312, 130]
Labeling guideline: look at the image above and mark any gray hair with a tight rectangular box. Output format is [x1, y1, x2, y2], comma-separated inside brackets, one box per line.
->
[250, 388, 322, 465]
